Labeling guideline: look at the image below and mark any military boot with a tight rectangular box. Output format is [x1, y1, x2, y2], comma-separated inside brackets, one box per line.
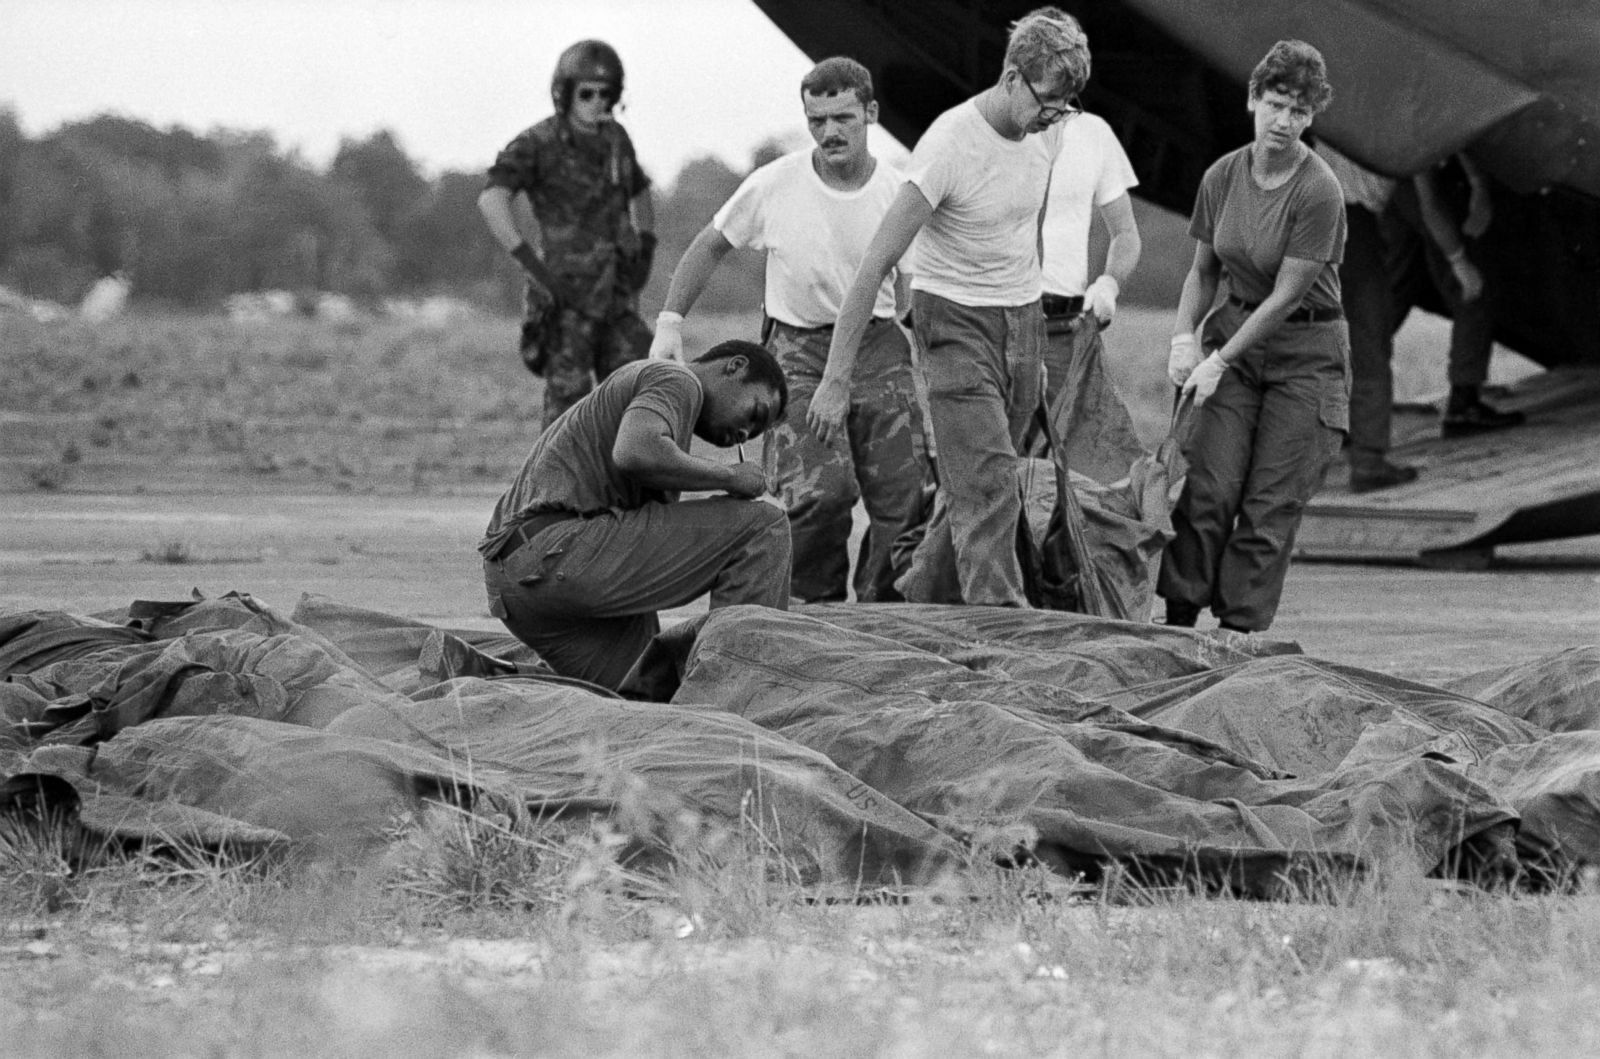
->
[1442, 385, 1525, 438]
[1349, 452, 1421, 494]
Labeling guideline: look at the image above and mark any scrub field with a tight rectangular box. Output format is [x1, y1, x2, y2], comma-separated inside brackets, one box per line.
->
[4, 307, 1600, 1056]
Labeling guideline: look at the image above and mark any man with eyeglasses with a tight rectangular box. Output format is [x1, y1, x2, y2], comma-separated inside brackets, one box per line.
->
[810, 7, 1088, 606]
[1030, 92, 1145, 486]
[479, 39, 657, 429]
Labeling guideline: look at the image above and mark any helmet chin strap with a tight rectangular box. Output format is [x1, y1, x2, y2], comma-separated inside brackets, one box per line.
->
[564, 105, 615, 132]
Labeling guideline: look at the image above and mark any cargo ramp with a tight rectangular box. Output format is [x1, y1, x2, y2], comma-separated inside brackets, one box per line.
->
[1298, 370, 1600, 563]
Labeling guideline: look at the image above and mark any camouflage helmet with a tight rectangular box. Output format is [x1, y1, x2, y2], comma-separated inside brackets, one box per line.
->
[551, 39, 625, 113]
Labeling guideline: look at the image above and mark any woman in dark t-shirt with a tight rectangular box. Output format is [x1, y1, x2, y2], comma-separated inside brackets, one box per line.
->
[1157, 40, 1350, 634]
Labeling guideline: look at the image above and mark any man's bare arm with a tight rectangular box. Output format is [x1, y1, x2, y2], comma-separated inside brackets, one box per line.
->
[1414, 168, 1483, 302]
[613, 408, 764, 497]
[662, 226, 735, 316]
[1085, 192, 1141, 324]
[479, 185, 568, 299]
[1098, 193, 1142, 291]
[651, 226, 736, 361]
[478, 186, 523, 251]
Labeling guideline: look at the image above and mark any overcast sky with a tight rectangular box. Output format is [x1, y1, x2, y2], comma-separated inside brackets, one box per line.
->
[1, 0, 909, 185]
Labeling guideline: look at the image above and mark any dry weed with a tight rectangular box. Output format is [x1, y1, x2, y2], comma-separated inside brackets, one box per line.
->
[25, 460, 72, 491]
[5, 792, 1600, 1057]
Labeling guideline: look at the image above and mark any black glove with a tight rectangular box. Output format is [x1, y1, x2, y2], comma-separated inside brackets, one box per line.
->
[622, 231, 657, 293]
[518, 296, 561, 376]
[510, 242, 574, 304]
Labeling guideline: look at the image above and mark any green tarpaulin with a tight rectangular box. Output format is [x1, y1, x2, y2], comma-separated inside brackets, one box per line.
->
[7, 591, 1600, 894]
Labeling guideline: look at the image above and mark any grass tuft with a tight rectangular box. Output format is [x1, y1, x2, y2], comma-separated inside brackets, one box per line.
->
[5, 794, 1600, 1056]
[26, 461, 72, 490]
[140, 540, 195, 564]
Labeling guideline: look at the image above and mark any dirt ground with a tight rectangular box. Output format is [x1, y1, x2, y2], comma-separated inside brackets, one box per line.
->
[5, 466, 1599, 685]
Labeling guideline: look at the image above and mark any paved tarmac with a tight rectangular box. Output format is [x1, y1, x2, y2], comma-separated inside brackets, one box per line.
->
[4, 488, 1598, 685]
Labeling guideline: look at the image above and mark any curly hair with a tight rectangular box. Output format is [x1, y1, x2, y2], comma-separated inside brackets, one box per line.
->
[1249, 39, 1333, 113]
[801, 56, 874, 108]
[1005, 7, 1091, 99]
[698, 340, 789, 420]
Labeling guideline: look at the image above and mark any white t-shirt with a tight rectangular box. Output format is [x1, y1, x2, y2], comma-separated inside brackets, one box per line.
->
[903, 99, 1063, 307]
[1039, 114, 1138, 297]
[713, 149, 904, 328]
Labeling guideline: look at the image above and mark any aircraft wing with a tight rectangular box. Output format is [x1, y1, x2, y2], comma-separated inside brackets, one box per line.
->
[1121, 0, 1600, 195]
[753, 0, 1600, 368]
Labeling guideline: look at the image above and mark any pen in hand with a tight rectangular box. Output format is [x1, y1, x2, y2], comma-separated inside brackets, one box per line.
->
[733, 440, 766, 497]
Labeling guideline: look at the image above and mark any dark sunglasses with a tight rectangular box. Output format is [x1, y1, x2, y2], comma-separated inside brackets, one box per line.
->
[1019, 76, 1082, 124]
[576, 86, 618, 105]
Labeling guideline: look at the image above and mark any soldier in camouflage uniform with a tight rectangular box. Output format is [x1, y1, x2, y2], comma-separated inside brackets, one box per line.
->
[651, 58, 929, 602]
[478, 40, 656, 428]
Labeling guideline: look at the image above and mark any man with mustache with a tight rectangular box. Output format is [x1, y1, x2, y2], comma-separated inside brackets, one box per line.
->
[651, 57, 929, 603]
[479, 39, 657, 430]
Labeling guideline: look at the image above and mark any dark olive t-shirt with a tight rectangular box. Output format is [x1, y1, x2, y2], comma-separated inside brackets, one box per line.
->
[1189, 145, 1347, 312]
[478, 360, 702, 559]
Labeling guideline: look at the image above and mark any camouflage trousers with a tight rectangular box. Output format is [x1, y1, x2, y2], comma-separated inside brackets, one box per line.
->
[520, 282, 651, 429]
[765, 317, 930, 602]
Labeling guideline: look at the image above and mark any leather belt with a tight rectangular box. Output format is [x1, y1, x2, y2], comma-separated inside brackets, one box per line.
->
[491, 510, 579, 561]
[1041, 294, 1085, 319]
[771, 315, 895, 335]
[1227, 294, 1344, 324]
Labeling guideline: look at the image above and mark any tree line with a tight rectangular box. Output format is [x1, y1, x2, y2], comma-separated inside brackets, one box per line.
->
[0, 107, 1185, 315]
[0, 107, 772, 314]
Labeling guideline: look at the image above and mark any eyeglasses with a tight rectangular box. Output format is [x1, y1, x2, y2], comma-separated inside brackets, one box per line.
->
[1018, 76, 1081, 125]
[575, 86, 618, 105]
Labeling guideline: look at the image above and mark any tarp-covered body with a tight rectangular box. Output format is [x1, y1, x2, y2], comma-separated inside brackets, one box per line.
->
[8, 591, 1600, 894]
[0, 595, 958, 886]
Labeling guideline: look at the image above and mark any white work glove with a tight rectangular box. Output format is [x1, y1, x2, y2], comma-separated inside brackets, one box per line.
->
[650, 310, 684, 362]
[1083, 274, 1120, 326]
[1182, 351, 1230, 405]
[1445, 249, 1484, 303]
[1167, 333, 1203, 387]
